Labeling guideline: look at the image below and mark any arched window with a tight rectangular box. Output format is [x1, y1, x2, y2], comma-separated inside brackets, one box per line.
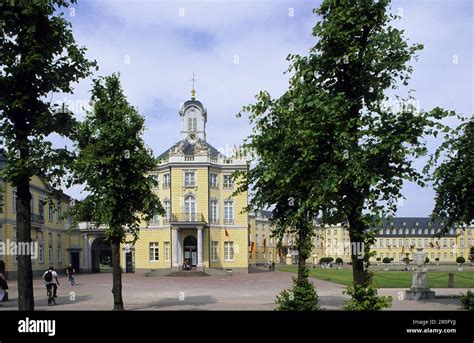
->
[411, 228, 415, 234]
[398, 229, 403, 235]
[184, 194, 196, 220]
[405, 229, 409, 235]
[392, 229, 396, 235]
[423, 229, 428, 234]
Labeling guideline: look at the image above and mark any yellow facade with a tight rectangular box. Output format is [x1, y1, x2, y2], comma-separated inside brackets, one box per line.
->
[124, 94, 249, 275]
[0, 168, 83, 279]
[311, 220, 474, 265]
[245, 214, 473, 266]
[248, 211, 278, 265]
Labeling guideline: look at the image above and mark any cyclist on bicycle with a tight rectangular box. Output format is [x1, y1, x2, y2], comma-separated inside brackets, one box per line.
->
[43, 267, 60, 298]
[66, 264, 76, 286]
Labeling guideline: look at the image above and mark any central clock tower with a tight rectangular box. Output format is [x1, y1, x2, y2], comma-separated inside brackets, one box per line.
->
[179, 88, 207, 143]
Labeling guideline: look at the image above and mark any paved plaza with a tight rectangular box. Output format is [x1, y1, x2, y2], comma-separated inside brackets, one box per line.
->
[0, 269, 468, 311]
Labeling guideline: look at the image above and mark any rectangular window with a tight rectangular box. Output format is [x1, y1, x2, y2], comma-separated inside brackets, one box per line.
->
[38, 198, 45, 219]
[460, 239, 464, 248]
[48, 205, 53, 222]
[48, 244, 53, 263]
[184, 171, 195, 186]
[164, 242, 170, 262]
[163, 174, 170, 188]
[224, 241, 234, 261]
[210, 173, 218, 188]
[151, 214, 160, 225]
[210, 200, 218, 224]
[149, 242, 159, 262]
[57, 235, 62, 264]
[468, 239, 472, 246]
[163, 201, 170, 224]
[39, 244, 44, 263]
[211, 241, 218, 261]
[188, 117, 197, 132]
[399, 239, 402, 247]
[13, 190, 17, 213]
[255, 234, 259, 246]
[417, 239, 422, 248]
[56, 203, 62, 223]
[224, 200, 234, 224]
[223, 175, 233, 189]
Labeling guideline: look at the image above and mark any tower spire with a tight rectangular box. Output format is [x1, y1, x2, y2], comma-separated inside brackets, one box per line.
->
[189, 72, 198, 99]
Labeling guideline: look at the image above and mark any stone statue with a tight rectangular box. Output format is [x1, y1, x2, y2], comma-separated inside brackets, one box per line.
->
[405, 248, 435, 300]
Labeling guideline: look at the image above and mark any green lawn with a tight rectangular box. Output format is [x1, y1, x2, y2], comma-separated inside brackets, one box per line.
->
[276, 265, 474, 288]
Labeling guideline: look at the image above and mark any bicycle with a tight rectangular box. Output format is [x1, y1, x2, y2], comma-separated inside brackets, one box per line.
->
[46, 284, 56, 306]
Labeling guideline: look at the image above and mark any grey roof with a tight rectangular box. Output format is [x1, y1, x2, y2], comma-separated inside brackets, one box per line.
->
[182, 99, 206, 114]
[157, 139, 223, 161]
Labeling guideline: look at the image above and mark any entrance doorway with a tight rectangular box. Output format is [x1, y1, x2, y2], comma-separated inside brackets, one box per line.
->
[91, 237, 112, 273]
[183, 235, 197, 267]
[70, 252, 80, 273]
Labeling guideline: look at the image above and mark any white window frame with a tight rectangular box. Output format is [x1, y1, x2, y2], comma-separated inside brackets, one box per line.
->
[210, 199, 218, 224]
[224, 241, 234, 261]
[164, 242, 170, 262]
[223, 200, 234, 224]
[211, 241, 218, 261]
[149, 242, 159, 262]
[184, 171, 195, 187]
[223, 175, 233, 189]
[210, 173, 218, 188]
[163, 173, 170, 188]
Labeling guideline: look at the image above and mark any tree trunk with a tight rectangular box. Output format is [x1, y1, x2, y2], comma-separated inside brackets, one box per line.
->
[16, 173, 34, 311]
[110, 239, 124, 310]
[296, 223, 311, 285]
[348, 219, 367, 288]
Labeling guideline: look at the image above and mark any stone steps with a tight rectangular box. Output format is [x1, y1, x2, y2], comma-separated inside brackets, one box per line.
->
[168, 271, 208, 277]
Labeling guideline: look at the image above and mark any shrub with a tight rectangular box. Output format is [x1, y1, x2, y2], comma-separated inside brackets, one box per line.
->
[376, 257, 381, 262]
[460, 290, 474, 311]
[275, 278, 319, 311]
[456, 256, 466, 264]
[335, 258, 343, 264]
[382, 257, 391, 264]
[319, 257, 335, 264]
[343, 284, 393, 311]
[425, 257, 430, 263]
[435, 258, 440, 262]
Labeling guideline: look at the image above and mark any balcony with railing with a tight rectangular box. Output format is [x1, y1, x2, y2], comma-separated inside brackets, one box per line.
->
[31, 213, 45, 226]
[170, 213, 206, 224]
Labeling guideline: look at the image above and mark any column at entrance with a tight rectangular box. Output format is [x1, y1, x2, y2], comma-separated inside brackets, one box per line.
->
[172, 228, 179, 268]
[197, 227, 203, 269]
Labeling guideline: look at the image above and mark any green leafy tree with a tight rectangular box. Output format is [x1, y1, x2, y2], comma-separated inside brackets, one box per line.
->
[0, 0, 96, 310]
[70, 74, 164, 310]
[237, 0, 452, 310]
[427, 120, 473, 230]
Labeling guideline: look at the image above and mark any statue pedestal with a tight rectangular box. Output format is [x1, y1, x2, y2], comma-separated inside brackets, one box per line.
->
[405, 289, 436, 300]
[285, 255, 292, 265]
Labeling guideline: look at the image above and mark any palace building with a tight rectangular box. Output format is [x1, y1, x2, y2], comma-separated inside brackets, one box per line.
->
[251, 215, 474, 265]
[0, 154, 85, 278]
[123, 89, 249, 275]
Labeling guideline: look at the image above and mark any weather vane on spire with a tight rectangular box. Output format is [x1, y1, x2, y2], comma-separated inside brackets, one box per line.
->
[189, 72, 198, 99]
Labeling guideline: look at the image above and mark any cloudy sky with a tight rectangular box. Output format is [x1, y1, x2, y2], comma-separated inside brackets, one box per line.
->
[53, 0, 473, 216]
